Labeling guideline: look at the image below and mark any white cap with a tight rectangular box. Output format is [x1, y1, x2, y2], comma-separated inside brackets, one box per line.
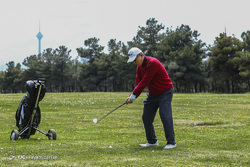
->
[127, 47, 142, 63]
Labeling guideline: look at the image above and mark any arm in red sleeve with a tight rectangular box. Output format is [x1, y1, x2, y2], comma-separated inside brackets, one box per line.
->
[133, 61, 159, 96]
[135, 66, 142, 85]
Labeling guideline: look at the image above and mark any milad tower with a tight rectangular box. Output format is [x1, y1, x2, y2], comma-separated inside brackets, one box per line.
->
[36, 22, 43, 55]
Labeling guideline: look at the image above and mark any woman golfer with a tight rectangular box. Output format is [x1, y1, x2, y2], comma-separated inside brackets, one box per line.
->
[125, 47, 176, 149]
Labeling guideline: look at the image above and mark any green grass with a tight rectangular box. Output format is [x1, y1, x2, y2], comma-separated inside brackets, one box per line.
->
[0, 92, 249, 166]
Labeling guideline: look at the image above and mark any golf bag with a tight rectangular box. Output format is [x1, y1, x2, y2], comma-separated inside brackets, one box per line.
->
[15, 79, 46, 139]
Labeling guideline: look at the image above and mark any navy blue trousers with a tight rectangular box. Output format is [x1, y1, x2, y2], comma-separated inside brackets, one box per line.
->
[142, 88, 176, 145]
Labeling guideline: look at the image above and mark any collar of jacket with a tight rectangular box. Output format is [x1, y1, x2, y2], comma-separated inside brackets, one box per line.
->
[142, 56, 147, 68]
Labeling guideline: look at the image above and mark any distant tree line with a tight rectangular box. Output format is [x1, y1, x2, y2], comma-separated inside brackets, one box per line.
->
[0, 18, 250, 93]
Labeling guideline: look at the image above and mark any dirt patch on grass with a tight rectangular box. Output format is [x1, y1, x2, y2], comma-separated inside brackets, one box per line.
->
[195, 121, 225, 126]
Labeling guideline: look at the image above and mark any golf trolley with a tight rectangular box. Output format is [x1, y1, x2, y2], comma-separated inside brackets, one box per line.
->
[10, 78, 56, 141]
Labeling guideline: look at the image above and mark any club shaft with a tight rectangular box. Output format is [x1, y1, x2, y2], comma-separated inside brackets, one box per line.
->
[97, 102, 125, 123]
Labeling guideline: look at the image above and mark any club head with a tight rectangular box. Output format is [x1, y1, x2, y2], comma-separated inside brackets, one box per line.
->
[93, 118, 97, 124]
[93, 102, 125, 124]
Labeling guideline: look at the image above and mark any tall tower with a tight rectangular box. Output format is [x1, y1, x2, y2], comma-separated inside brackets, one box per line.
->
[224, 25, 227, 37]
[36, 22, 43, 55]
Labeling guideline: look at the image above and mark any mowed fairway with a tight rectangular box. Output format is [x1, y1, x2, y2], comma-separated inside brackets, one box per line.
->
[0, 92, 249, 166]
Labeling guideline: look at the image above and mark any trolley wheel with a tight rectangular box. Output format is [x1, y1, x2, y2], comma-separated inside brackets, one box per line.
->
[10, 130, 19, 141]
[48, 129, 56, 140]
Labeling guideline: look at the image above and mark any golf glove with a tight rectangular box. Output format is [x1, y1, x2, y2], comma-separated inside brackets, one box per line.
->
[129, 93, 137, 102]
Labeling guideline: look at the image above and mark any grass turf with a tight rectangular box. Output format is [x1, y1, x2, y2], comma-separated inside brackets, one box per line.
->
[0, 92, 249, 166]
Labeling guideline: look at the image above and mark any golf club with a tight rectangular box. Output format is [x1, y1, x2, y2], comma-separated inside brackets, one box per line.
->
[93, 102, 126, 124]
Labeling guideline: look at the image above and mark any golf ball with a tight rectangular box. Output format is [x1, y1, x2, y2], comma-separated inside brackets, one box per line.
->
[93, 118, 97, 124]
[109, 146, 112, 148]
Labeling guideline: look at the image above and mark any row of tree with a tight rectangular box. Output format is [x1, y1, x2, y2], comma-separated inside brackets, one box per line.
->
[0, 18, 250, 93]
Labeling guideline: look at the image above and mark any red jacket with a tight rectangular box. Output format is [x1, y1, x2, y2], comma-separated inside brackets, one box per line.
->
[133, 56, 173, 96]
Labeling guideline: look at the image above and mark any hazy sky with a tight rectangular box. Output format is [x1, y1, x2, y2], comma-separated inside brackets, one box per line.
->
[0, 0, 249, 70]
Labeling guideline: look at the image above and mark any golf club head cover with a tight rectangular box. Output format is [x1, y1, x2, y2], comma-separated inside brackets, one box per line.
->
[25, 80, 46, 106]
